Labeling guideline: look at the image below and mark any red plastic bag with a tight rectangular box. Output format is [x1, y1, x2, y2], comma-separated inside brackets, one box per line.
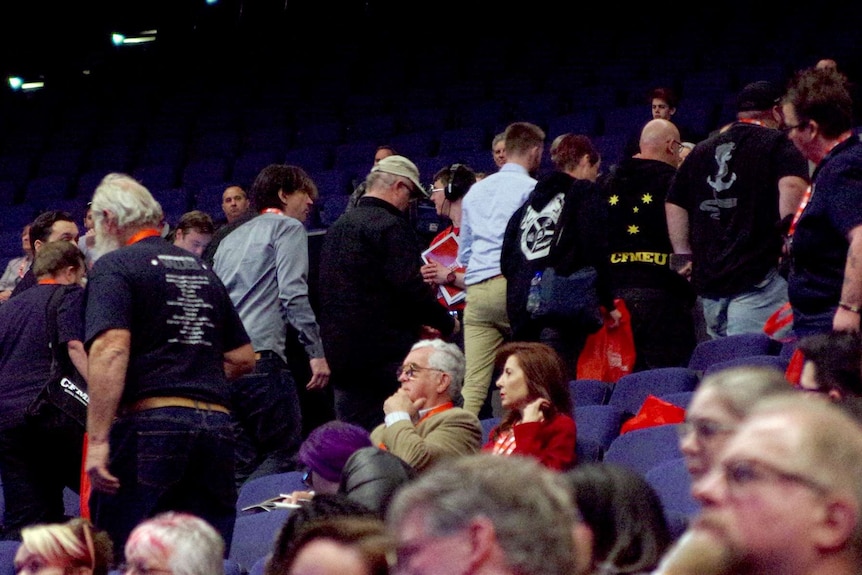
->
[576, 298, 636, 382]
[619, 394, 686, 435]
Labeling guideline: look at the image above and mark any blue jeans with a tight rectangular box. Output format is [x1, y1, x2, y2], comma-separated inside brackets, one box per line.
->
[89, 407, 237, 556]
[701, 269, 789, 339]
[231, 356, 302, 486]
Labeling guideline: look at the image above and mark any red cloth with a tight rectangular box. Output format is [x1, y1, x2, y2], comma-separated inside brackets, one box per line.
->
[483, 413, 577, 471]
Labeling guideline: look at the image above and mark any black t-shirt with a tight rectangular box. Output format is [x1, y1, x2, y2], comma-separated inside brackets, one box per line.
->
[85, 237, 249, 407]
[604, 157, 691, 298]
[0, 283, 84, 429]
[789, 137, 862, 314]
[666, 122, 809, 297]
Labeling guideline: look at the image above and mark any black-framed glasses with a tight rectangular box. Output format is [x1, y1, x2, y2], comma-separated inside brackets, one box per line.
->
[782, 121, 809, 134]
[677, 418, 736, 441]
[721, 457, 828, 496]
[396, 363, 444, 380]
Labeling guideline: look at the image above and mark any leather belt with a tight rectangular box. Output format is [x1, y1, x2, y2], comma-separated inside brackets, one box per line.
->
[254, 350, 279, 361]
[124, 396, 230, 415]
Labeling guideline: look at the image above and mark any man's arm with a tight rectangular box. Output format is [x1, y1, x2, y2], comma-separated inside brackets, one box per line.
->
[834, 224, 862, 332]
[85, 328, 131, 494]
[274, 222, 330, 389]
[778, 175, 809, 220]
[665, 202, 692, 254]
[224, 342, 255, 380]
[67, 340, 88, 381]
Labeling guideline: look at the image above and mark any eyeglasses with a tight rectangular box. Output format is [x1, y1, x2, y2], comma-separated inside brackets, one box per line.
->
[429, 187, 445, 194]
[720, 457, 828, 496]
[782, 121, 809, 134]
[396, 363, 444, 380]
[119, 561, 173, 575]
[677, 418, 736, 441]
[302, 468, 314, 489]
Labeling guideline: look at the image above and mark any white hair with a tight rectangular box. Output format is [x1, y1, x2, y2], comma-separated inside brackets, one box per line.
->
[125, 512, 224, 575]
[411, 339, 465, 400]
[90, 173, 164, 233]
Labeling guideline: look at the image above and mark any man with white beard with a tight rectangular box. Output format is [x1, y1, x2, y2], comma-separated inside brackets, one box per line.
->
[83, 173, 255, 555]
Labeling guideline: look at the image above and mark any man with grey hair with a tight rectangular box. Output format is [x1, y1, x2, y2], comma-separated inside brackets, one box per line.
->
[370, 339, 481, 472]
[387, 453, 579, 575]
[689, 393, 862, 575]
[124, 512, 224, 575]
[320, 156, 457, 431]
[84, 173, 255, 552]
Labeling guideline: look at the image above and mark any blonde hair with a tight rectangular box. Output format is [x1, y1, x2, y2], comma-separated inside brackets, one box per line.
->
[20, 518, 113, 575]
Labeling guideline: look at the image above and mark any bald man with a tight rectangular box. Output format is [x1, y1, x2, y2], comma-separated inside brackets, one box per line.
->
[602, 119, 697, 370]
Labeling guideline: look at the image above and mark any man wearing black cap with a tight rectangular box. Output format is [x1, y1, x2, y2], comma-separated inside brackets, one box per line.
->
[319, 155, 458, 430]
[665, 81, 809, 339]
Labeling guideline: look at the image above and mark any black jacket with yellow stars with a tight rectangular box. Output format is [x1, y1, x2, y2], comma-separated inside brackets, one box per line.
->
[602, 157, 694, 301]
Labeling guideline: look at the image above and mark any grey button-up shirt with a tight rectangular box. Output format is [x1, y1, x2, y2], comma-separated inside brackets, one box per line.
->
[213, 212, 324, 362]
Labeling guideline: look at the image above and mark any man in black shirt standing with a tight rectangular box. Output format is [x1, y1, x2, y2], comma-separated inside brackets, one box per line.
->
[666, 81, 809, 338]
[84, 173, 254, 553]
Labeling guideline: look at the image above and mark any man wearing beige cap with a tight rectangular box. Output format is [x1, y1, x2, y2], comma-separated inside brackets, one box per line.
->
[320, 155, 458, 430]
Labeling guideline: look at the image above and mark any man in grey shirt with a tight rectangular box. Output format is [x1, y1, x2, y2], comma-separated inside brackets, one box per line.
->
[213, 164, 330, 485]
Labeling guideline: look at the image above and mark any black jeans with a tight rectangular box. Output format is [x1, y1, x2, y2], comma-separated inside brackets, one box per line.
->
[231, 355, 302, 486]
[0, 420, 83, 539]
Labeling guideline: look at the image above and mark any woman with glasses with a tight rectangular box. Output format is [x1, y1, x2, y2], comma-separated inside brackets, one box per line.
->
[679, 366, 795, 481]
[14, 518, 113, 575]
[483, 341, 576, 470]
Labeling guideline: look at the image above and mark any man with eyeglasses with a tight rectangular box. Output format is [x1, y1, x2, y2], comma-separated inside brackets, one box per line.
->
[603, 118, 697, 371]
[782, 67, 862, 337]
[320, 156, 458, 431]
[370, 339, 482, 472]
[387, 453, 579, 575]
[666, 80, 809, 340]
[687, 394, 862, 575]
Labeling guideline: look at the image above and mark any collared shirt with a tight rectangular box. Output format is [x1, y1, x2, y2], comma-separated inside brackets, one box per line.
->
[460, 163, 536, 285]
[213, 212, 324, 362]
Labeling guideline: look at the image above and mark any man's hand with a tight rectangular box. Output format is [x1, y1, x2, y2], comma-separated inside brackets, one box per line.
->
[307, 357, 330, 390]
[421, 261, 449, 286]
[86, 438, 120, 494]
[383, 388, 425, 418]
[833, 307, 861, 332]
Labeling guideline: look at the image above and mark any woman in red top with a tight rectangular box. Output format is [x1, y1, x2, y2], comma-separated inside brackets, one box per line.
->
[483, 341, 577, 470]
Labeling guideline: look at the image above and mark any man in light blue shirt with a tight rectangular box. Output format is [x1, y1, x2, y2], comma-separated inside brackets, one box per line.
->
[458, 122, 545, 415]
[213, 164, 330, 485]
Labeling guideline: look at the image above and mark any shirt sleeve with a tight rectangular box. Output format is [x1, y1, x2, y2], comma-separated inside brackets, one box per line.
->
[274, 220, 325, 358]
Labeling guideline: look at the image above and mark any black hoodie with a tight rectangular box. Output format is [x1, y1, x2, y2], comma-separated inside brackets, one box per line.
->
[501, 171, 614, 340]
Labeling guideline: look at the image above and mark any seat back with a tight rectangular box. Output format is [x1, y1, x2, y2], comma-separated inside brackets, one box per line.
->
[603, 424, 683, 476]
[608, 368, 699, 417]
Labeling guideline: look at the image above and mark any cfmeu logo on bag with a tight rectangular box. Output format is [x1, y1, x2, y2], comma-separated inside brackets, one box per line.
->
[60, 377, 89, 405]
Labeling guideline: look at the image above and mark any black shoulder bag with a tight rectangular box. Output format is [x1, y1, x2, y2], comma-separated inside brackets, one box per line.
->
[24, 285, 89, 431]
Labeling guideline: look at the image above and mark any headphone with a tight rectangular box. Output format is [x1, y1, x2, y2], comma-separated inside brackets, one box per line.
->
[445, 163, 477, 202]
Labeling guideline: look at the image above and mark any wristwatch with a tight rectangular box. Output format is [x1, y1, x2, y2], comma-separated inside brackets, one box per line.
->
[446, 271, 456, 285]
